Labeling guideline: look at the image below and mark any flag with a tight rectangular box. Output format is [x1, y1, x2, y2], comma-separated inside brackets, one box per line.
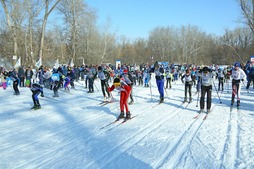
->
[35, 57, 42, 68]
[70, 58, 74, 67]
[14, 57, 21, 68]
[82, 58, 85, 65]
[54, 58, 59, 68]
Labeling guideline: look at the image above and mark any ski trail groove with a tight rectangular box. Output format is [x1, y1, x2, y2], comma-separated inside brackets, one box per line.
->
[84, 102, 195, 168]
[219, 108, 240, 168]
[154, 115, 206, 169]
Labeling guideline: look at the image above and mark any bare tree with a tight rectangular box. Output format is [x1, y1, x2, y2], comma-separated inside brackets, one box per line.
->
[239, 0, 254, 33]
[1, 0, 20, 65]
[38, 0, 61, 63]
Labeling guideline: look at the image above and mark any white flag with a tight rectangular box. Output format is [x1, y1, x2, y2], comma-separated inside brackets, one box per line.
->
[35, 57, 42, 68]
[14, 57, 21, 68]
[70, 58, 74, 67]
[54, 58, 59, 68]
[82, 58, 85, 65]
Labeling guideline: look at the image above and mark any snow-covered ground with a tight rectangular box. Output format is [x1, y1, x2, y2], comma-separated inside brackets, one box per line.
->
[0, 75, 254, 169]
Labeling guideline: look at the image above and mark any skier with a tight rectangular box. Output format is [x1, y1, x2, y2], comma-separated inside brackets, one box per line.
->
[67, 67, 76, 89]
[246, 63, 254, 90]
[0, 70, 8, 90]
[51, 68, 61, 97]
[181, 69, 193, 102]
[25, 66, 33, 87]
[30, 83, 44, 109]
[121, 69, 134, 105]
[198, 66, 213, 113]
[150, 61, 165, 103]
[97, 65, 111, 101]
[107, 77, 132, 120]
[8, 69, 20, 95]
[86, 66, 97, 93]
[63, 76, 71, 92]
[216, 68, 225, 91]
[165, 69, 172, 89]
[231, 62, 247, 109]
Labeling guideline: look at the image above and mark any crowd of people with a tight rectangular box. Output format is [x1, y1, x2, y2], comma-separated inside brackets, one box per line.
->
[0, 60, 253, 118]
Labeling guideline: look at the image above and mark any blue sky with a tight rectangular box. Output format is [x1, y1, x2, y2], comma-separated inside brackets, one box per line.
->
[85, 0, 243, 39]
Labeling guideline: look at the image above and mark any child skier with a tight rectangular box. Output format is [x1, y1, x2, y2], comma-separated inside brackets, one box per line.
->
[108, 77, 132, 120]
[231, 62, 247, 109]
[216, 68, 225, 91]
[181, 69, 193, 103]
[30, 83, 44, 109]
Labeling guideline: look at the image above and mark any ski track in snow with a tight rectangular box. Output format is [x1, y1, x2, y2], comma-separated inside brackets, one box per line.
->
[84, 102, 192, 168]
[1, 77, 254, 168]
[219, 107, 241, 169]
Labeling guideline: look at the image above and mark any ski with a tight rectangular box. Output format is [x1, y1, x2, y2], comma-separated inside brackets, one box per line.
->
[99, 118, 121, 130]
[98, 101, 109, 105]
[100, 100, 115, 106]
[203, 114, 208, 120]
[152, 102, 161, 108]
[193, 113, 201, 119]
[45, 96, 58, 101]
[122, 114, 138, 123]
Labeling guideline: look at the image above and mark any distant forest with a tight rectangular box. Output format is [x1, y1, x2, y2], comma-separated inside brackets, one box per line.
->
[0, 0, 254, 68]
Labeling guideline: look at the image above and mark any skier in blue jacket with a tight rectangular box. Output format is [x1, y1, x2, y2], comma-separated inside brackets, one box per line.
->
[150, 61, 165, 103]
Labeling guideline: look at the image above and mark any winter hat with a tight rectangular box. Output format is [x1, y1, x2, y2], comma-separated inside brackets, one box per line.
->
[113, 77, 120, 86]
[234, 62, 240, 67]
[123, 69, 128, 74]
[203, 66, 209, 73]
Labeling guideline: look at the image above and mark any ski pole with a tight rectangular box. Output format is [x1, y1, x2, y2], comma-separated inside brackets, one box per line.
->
[164, 87, 169, 97]
[213, 81, 222, 104]
[149, 80, 153, 100]
[196, 91, 200, 107]
[93, 80, 99, 91]
[44, 95, 58, 101]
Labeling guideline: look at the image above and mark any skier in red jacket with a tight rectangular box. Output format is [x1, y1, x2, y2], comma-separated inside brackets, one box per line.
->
[108, 77, 131, 120]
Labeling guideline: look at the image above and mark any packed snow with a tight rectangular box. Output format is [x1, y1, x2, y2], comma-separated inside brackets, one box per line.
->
[0, 75, 254, 169]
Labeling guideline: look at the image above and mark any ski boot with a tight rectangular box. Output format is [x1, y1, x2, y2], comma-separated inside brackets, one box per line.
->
[35, 105, 41, 110]
[183, 97, 187, 103]
[31, 105, 37, 110]
[189, 97, 192, 103]
[125, 112, 131, 120]
[159, 97, 164, 103]
[117, 112, 125, 120]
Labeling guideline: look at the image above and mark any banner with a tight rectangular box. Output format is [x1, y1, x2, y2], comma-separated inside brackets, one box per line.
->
[116, 60, 121, 70]
[70, 58, 74, 67]
[35, 57, 42, 68]
[14, 57, 21, 68]
[54, 58, 59, 68]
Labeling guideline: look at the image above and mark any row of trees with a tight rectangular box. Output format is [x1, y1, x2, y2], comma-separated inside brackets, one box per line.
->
[0, 0, 254, 69]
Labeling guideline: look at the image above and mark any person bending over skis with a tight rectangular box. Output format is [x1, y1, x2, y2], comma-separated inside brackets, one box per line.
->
[30, 83, 44, 109]
[108, 77, 132, 120]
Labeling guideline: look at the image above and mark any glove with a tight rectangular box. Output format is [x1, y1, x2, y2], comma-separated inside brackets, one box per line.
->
[107, 87, 111, 92]
[41, 94, 44, 97]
